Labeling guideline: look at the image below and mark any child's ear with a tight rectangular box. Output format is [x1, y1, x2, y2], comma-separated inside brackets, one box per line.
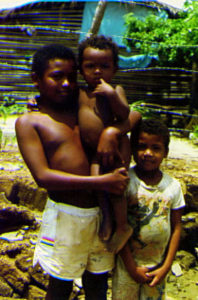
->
[31, 72, 39, 88]
[114, 66, 118, 74]
[165, 147, 169, 158]
[79, 67, 83, 76]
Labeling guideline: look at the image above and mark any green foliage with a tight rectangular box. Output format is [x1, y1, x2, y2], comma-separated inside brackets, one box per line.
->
[130, 101, 157, 119]
[123, 1, 198, 67]
[0, 98, 26, 122]
[0, 128, 2, 144]
[192, 124, 198, 138]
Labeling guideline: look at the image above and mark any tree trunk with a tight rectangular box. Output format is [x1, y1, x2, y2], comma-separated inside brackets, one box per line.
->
[88, 0, 107, 36]
[190, 61, 198, 112]
[185, 61, 198, 131]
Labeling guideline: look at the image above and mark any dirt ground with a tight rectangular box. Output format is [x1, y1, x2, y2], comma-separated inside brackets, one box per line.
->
[0, 117, 198, 299]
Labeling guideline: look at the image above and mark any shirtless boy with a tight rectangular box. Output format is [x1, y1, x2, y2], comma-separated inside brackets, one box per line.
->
[78, 35, 141, 252]
[15, 44, 129, 300]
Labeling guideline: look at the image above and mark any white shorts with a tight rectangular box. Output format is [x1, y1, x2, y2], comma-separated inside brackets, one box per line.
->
[33, 198, 114, 280]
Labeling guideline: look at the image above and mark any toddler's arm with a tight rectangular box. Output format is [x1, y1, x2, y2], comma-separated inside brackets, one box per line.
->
[146, 208, 183, 287]
[97, 110, 141, 167]
[93, 79, 129, 121]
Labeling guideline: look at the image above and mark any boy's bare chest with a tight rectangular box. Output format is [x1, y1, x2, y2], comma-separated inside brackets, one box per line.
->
[36, 115, 82, 151]
[37, 117, 88, 172]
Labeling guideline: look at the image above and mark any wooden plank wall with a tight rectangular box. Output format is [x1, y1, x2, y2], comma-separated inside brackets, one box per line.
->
[0, 1, 192, 112]
[114, 68, 192, 109]
[0, 1, 84, 104]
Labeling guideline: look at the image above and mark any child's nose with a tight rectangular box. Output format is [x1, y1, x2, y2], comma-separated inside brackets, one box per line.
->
[62, 78, 69, 86]
[94, 67, 101, 74]
[144, 148, 153, 156]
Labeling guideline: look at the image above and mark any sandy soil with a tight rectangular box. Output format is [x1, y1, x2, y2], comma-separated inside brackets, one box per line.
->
[169, 135, 198, 160]
[0, 116, 198, 299]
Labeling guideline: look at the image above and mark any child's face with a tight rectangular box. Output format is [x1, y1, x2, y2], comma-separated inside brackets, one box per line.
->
[133, 132, 168, 172]
[33, 58, 77, 107]
[81, 47, 116, 89]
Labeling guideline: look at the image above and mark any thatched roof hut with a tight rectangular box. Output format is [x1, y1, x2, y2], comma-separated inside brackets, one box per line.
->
[0, 1, 191, 112]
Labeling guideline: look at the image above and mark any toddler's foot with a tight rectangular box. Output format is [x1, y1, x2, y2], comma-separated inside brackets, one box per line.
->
[106, 225, 133, 254]
[99, 216, 112, 242]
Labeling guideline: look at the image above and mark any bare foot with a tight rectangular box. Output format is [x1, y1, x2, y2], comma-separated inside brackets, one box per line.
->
[106, 225, 133, 254]
[99, 215, 112, 242]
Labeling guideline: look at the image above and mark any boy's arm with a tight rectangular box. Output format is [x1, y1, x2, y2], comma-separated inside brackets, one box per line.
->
[119, 243, 150, 283]
[27, 97, 39, 111]
[146, 208, 183, 287]
[15, 116, 128, 194]
[97, 110, 141, 166]
[94, 79, 129, 121]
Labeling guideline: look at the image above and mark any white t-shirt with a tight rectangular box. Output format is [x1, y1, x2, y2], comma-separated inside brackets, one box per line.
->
[126, 166, 185, 268]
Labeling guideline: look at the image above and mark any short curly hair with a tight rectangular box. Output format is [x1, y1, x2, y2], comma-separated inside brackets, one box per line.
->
[131, 118, 170, 151]
[78, 35, 119, 71]
[32, 43, 76, 78]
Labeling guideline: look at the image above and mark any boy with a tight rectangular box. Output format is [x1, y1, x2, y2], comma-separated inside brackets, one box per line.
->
[78, 35, 141, 252]
[15, 44, 129, 300]
[112, 118, 185, 300]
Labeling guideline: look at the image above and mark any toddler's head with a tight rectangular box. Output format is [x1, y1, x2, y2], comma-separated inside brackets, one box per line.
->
[78, 35, 119, 72]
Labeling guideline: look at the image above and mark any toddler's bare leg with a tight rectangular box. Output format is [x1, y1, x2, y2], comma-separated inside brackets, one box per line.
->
[106, 195, 133, 254]
[98, 191, 113, 241]
[106, 135, 133, 253]
[91, 162, 113, 242]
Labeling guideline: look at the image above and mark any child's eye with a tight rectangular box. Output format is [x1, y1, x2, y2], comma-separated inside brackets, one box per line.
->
[84, 63, 94, 69]
[51, 73, 62, 80]
[153, 146, 160, 150]
[152, 146, 165, 153]
[152, 145, 162, 151]
[138, 143, 146, 150]
[101, 64, 110, 69]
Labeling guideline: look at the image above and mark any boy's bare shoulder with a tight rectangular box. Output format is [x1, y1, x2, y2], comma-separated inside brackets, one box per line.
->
[15, 111, 47, 128]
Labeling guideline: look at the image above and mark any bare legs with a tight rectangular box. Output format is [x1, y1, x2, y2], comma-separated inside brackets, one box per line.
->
[45, 272, 108, 300]
[45, 276, 73, 300]
[106, 195, 133, 253]
[92, 135, 133, 253]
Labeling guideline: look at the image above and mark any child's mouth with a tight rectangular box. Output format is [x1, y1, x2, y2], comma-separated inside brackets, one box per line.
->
[143, 159, 154, 165]
[94, 78, 101, 83]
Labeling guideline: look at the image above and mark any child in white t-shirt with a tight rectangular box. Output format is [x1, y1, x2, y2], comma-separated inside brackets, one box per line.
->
[112, 118, 185, 300]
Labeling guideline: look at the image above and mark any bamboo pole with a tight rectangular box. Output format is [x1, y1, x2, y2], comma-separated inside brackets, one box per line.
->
[87, 0, 107, 36]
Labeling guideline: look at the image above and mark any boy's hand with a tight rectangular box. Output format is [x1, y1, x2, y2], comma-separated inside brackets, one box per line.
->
[146, 266, 169, 287]
[93, 78, 115, 97]
[27, 98, 39, 111]
[106, 167, 129, 195]
[97, 126, 123, 167]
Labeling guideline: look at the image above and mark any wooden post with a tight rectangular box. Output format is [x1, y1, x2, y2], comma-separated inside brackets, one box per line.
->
[87, 0, 107, 36]
[191, 61, 198, 112]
